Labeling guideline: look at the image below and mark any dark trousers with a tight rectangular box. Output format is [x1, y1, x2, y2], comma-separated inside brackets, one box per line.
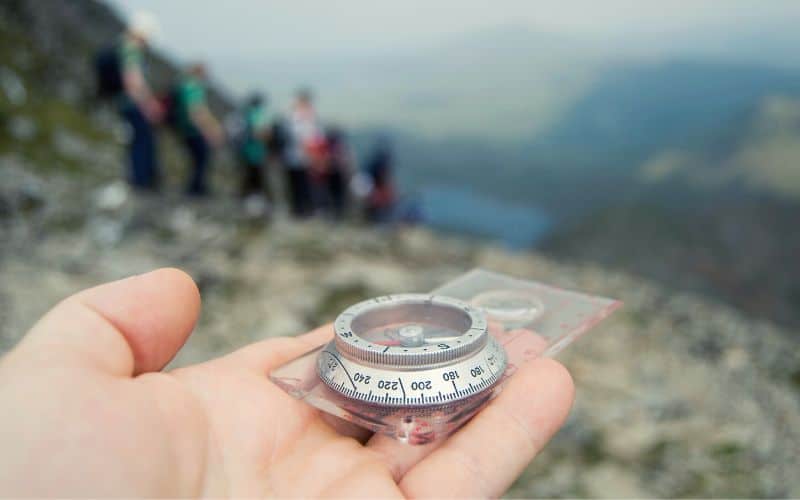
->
[286, 167, 312, 217]
[122, 106, 159, 190]
[328, 170, 347, 218]
[241, 162, 270, 199]
[185, 134, 210, 196]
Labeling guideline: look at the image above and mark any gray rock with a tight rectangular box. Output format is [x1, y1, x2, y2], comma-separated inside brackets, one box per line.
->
[93, 181, 130, 212]
[0, 66, 26, 106]
[52, 127, 90, 160]
[7, 115, 37, 141]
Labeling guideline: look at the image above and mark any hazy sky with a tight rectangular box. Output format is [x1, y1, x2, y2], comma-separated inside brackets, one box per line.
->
[110, 1, 800, 61]
[107, 1, 800, 138]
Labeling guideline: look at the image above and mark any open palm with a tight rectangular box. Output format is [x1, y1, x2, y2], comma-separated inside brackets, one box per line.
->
[0, 269, 574, 497]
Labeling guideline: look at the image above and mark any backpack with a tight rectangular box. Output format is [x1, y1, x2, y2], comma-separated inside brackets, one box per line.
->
[93, 46, 123, 98]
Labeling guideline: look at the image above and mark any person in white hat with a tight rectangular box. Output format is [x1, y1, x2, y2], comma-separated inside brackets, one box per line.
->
[119, 11, 163, 190]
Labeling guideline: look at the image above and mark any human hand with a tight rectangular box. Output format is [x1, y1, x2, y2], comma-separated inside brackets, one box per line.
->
[0, 269, 574, 497]
[207, 125, 225, 148]
[142, 98, 164, 123]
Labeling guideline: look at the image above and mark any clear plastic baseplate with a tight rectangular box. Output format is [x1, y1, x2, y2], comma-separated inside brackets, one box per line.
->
[269, 269, 621, 445]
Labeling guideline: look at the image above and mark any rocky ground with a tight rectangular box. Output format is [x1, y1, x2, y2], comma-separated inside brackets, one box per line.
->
[1, 159, 798, 498]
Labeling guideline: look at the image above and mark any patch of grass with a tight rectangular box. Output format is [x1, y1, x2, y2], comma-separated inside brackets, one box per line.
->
[284, 235, 336, 264]
[0, 96, 114, 176]
[710, 441, 744, 458]
[791, 368, 800, 391]
[314, 283, 370, 323]
[642, 439, 680, 468]
[578, 428, 608, 466]
[672, 470, 709, 498]
[46, 209, 86, 233]
[0, 23, 115, 178]
[622, 309, 650, 328]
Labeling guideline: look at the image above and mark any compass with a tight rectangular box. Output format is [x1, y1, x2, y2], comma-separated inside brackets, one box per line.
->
[317, 294, 508, 408]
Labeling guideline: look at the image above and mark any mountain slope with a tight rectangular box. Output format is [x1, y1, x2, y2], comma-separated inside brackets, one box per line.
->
[1, 3, 799, 496]
[538, 60, 800, 163]
[538, 92, 800, 328]
[640, 95, 800, 200]
[542, 197, 800, 328]
[358, 60, 800, 221]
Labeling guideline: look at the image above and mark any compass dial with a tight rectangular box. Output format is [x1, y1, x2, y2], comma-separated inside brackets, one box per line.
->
[317, 294, 508, 407]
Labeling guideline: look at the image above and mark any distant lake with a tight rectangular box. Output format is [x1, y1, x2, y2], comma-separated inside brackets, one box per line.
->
[416, 186, 553, 249]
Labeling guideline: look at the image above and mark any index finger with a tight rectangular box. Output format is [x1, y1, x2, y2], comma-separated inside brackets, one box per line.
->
[221, 324, 334, 373]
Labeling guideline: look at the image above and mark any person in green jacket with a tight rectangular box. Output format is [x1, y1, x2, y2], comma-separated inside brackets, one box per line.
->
[175, 63, 223, 197]
[238, 93, 271, 201]
[117, 12, 163, 190]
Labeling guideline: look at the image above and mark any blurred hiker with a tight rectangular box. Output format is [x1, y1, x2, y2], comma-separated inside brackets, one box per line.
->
[363, 138, 396, 223]
[94, 11, 162, 191]
[237, 93, 270, 197]
[285, 88, 322, 217]
[236, 93, 271, 215]
[323, 126, 354, 219]
[307, 131, 330, 215]
[267, 117, 290, 166]
[174, 63, 224, 197]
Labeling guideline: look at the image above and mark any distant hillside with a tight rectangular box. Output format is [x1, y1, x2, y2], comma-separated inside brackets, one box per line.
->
[542, 199, 800, 328]
[536, 85, 800, 328]
[640, 95, 800, 201]
[536, 61, 800, 166]
[366, 60, 800, 218]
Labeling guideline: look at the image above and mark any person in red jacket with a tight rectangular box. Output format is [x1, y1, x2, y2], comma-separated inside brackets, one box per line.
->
[364, 138, 397, 223]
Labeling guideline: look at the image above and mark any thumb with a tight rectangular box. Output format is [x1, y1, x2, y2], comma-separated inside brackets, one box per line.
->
[13, 268, 201, 376]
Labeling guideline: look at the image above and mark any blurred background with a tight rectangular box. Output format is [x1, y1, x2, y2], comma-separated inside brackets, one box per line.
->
[0, 0, 798, 497]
